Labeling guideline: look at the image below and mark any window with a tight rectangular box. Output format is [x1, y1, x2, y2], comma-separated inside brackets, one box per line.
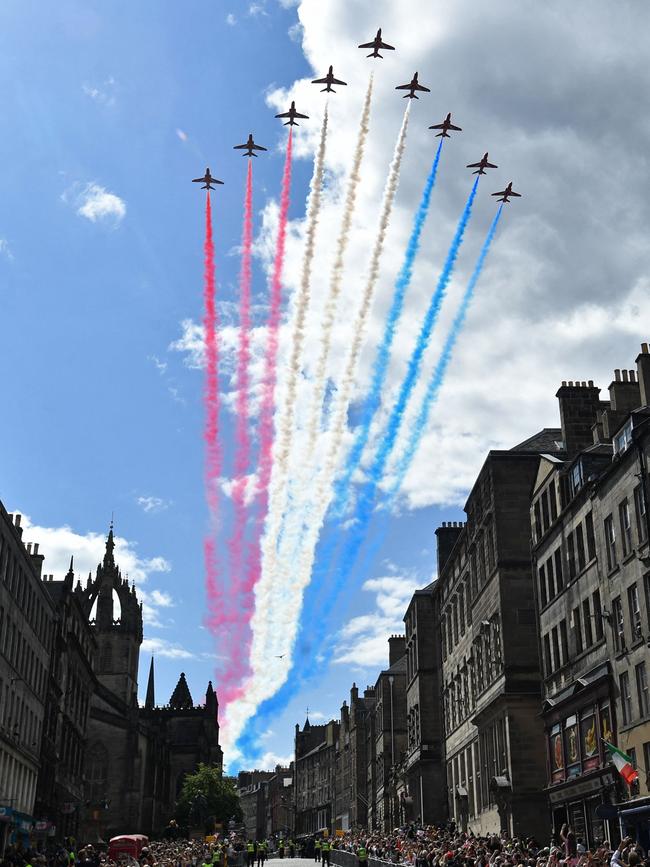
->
[585, 511, 596, 561]
[634, 484, 648, 545]
[541, 490, 550, 531]
[620, 671, 632, 725]
[605, 515, 618, 571]
[576, 524, 586, 572]
[539, 564, 548, 608]
[573, 606, 583, 654]
[620, 499, 633, 557]
[644, 742, 650, 779]
[547, 556, 556, 599]
[458, 587, 465, 634]
[628, 584, 642, 642]
[551, 627, 561, 670]
[534, 501, 542, 543]
[593, 590, 604, 641]
[614, 419, 633, 455]
[560, 619, 569, 662]
[613, 596, 625, 652]
[555, 548, 564, 590]
[583, 599, 593, 648]
[636, 662, 650, 717]
[543, 634, 552, 676]
[567, 532, 577, 579]
[570, 461, 584, 497]
[549, 481, 558, 522]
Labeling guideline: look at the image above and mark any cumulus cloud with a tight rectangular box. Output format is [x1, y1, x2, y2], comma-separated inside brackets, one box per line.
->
[176, 128, 189, 142]
[82, 77, 117, 107]
[334, 574, 422, 667]
[62, 182, 126, 225]
[0, 239, 14, 261]
[226, 13, 236, 25]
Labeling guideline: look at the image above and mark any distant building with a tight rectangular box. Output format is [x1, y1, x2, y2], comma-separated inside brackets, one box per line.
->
[348, 684, 375, 830]
[372, 637, 407, 832]
[238, 770, 275, 840]
[263, 765, 294, 837]
[294, 717, 340, 835]
[532, 347, 650, 845]
[0, 508, 55, 851]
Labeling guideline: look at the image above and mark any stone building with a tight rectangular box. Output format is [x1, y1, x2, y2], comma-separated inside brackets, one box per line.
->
[263, 765, 294, 837]
[372, 637, 407, 833]
[435, 429, 565, 840]
[294, 717, 340, 835]
[0, 508, 55, 851]
[334, 701, 351, 832]
[402, 584, 445, 825]
[238, 770, 275, 840]
[347, 684, 375, 830]
[77, 525, 222, 840]
[35, 559, 97, 843]
[533, 346, 650, 845]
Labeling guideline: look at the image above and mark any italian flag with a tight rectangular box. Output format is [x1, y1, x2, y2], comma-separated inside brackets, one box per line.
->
[604, 741, 639, 784]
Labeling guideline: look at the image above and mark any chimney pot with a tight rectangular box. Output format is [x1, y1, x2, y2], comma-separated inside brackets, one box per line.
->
[15, 514, 21, 528]
[630, 370, 636, 382]
[642, 343, 649, 354]
[615, 369, 621, 381]
[588, 380, 594, 386]
[33, 543, 39, 555]
[568, 380, 574, 387]
[622, 369, 629, 382]
[26, 543, 32, 554]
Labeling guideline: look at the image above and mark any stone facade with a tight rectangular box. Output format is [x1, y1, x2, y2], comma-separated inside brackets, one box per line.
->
[533, 346, 650, 846]
[0, 508, 55, 851]
[372, 638, 407, 833]
[294, 718, 339, 835]
[263, 765, 294, 837]
[238, 770, 275, 840]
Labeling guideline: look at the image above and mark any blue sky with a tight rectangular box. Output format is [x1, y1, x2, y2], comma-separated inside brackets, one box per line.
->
[4, 0, 650, 769]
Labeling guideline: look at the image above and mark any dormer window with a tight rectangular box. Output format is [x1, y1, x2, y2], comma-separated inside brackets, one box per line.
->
[614, 419, 633, 456]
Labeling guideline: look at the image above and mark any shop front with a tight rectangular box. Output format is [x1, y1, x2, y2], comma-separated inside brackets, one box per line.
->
[0, 807, 35, 852]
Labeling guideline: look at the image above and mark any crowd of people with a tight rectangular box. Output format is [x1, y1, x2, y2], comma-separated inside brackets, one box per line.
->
[1, 825, 648, 867]
[328, 824, 649, 867]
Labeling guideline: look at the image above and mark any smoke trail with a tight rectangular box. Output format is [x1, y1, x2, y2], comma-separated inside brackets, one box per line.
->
[305, 76, 374, 455]
[258, 108, 330, 619]
[332, 137, 445, 515]
[391, 204, 504, 490]
[202, 192, 222, 628]
[270, 103, 411, 658]
[313, 175, 480, 630]
[218, 129, 293, 700]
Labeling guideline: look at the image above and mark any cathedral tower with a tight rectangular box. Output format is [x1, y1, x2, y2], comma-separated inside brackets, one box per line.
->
[79, 524, 143, 705]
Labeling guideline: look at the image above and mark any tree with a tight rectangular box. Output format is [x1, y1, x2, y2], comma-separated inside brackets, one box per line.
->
[175, 764, 242, 830]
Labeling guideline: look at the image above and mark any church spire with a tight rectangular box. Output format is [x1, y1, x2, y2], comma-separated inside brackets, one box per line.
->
[103, 520, 115, 570]
[169, 672, 193, 709]
[145, 657, 155, 709]
[64, 555, 74, 589]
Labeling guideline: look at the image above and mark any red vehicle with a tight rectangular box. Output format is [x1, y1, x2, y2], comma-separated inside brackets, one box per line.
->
[108, 835, 150, 862]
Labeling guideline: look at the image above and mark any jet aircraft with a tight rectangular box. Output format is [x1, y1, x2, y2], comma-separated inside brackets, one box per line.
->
[275, 101, 309, 126]
[192, 168, 223, 190]
[492, 182, 521, 203]
[466, 153, 498, 175]
[358, 28, 395, 58]
[429, 112, 463, 137]
[312, 65, 347, 93]
[395, 72, 430, 99]
[233, 134, 267, 158]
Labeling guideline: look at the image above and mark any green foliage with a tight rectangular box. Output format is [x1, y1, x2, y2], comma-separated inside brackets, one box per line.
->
[175, 764, 242, 828]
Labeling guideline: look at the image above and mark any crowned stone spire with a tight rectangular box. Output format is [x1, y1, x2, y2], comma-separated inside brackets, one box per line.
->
[145, 657, 156, 710]
[169, 672, 193, 709]
[103, 521, 115, 570]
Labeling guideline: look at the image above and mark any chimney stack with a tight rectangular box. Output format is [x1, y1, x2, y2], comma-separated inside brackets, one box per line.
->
[637, 343, 650, 407]
[556, 381, 602, 457]
[435, 521, 465, 575]
[609, 367, 640, 413]
[388, 634, 406, 667]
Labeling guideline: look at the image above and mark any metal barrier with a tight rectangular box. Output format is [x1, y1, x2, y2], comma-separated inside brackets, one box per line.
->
[330, 850, 397, 867]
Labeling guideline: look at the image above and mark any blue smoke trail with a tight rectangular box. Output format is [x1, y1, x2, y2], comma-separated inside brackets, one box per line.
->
[331, 139, 445, 515]
[390, 203, 504, 493]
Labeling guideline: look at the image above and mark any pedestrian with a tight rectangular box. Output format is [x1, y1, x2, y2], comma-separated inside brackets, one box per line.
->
[278, 840, 285, 860]
[257, 841, 267, 867]
[289, 841, 295, 860]
[321, 840, 331, 867]
[315, 840, 322, 864]
[246, 841, 255, 867]
[357, 841, 368, 867]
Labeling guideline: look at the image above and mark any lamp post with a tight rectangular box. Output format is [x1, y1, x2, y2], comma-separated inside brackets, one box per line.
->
[388, 675, 395, 830]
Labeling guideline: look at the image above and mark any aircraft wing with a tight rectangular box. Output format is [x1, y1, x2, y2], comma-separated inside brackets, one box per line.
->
[378, 40, 395, 49]
[510, 190, 521, 197]
[312, 76, 328, 84]
[253, 144, 267, 151]
[414, 83, 430, 92]
[275, 110, 291, 118]
[429, 123, 445, 129]
[293, 110, 309, 119]
[492, 190, 506, 197]
[233, 144, 248, 150]
[192, 177, 205, 183]
[331, 76, 347, 85]
[485, 161, 498, 169]
[358, 40, 376, 48]
[466, 162, 482, 168]
[395, 84, 413, 91]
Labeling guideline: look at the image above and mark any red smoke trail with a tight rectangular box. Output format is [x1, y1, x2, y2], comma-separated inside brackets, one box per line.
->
[223, 129, 294, 699]
[202, 192, 222, 630]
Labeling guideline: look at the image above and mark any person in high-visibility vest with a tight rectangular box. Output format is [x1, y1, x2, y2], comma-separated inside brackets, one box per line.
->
[356, 843, 368, 867]
[289, 840, 295, 859]
[321, 839, 331, 867]
[278, 839, 285, 860]
[314, 839, 322, 863]
[257, 840, 267, 867]
[246, 840, 256, 867]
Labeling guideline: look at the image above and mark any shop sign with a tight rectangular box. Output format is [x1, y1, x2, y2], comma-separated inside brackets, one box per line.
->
[35, 821, 49, 832]
[0, 807, 13, 822]
[19, 819, 32, 832]
[549, 772, 615, 803]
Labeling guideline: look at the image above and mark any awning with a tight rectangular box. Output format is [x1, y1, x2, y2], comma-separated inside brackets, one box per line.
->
[620, 804, 650, 820]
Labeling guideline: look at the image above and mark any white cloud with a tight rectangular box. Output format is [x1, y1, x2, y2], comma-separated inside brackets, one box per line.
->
[176, 128, 189, 142]
[0, 239, 14, 261]
[82, 77, 117, 107]
[226, 13, 236, 25]
[136, 495, 170, 513]
[334, 574, 422, 668]
[141, 637, 193, 659]
[63, 182, 126, 225]
[148, 355, 168, 375]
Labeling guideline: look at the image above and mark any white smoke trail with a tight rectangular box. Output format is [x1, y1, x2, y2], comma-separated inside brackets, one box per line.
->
[252, 107, 330, 662]
[271, 103, 411, 654]
[305, 75, 374, 456]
